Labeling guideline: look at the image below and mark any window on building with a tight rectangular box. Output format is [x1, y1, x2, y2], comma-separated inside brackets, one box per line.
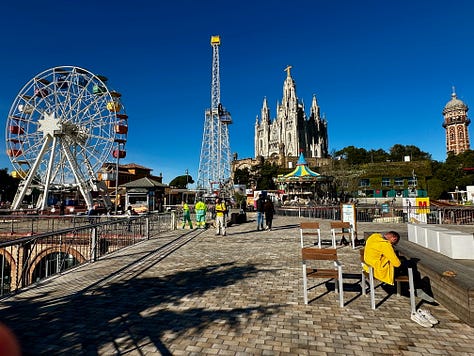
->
[359, 178, 370, 187]
[407, 177, 417, 186]
[382, 177, 390, 186]
[394, 178, 404, 186]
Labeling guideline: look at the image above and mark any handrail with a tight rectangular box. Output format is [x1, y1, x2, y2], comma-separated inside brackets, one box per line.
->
[0, 212, 172, 298]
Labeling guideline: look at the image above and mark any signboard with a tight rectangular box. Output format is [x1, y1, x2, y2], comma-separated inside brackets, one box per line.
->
[404, 197, 430, 223]
[342, 203, 356, 230]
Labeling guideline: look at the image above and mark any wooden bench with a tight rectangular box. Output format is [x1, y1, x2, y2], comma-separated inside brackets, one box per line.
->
[302, 247, 344, 307]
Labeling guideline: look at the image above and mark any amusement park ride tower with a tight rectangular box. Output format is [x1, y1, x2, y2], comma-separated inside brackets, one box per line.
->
[197, 35, 233, 196]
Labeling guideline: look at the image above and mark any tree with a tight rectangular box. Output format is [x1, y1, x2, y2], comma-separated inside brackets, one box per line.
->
[234, 167, 250, 186]
[169, 174, 194, 188]
[367, 149, 389, 163]
[389, 144, 431, 161]
[426, 178, 446, 200]
[334, 146, 369, 165]
[259, 162, 279, 190]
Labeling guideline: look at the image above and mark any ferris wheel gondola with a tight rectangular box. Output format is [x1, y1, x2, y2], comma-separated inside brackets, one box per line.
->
[5, 66, 128, 211]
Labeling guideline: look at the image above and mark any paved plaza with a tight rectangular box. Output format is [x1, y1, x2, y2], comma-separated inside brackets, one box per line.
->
[0, 215, 473, 355]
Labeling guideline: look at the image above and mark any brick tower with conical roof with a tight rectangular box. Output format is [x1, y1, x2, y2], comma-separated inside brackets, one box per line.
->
[442, 88, 471, 155]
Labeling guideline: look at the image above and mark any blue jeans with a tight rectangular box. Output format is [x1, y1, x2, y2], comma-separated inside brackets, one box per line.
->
[257, 212, 264, 230]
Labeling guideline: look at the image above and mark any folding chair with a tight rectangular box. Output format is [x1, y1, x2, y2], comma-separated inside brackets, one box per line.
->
[330, 221, 355, 248]
[360, 249, 416, 313]
[299, 222, 321, 248]
[302, 247, 344, 307]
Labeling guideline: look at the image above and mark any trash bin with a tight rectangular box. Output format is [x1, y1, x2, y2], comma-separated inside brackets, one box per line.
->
[231, 212, 239, 224]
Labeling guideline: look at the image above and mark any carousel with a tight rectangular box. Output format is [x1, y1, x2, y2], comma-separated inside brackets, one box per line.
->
[274, 153, 333, 206]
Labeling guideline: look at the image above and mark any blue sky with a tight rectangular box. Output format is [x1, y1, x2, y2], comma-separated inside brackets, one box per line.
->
[1, 0, 474, 185]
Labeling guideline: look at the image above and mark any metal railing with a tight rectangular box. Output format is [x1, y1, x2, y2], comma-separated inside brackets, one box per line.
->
[0, 213, 143, 237]
[0, 212, 172, 297]
[276, 205, 474, 225]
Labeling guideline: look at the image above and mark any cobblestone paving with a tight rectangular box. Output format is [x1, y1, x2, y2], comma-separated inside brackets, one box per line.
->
[0, 215, 473, 355]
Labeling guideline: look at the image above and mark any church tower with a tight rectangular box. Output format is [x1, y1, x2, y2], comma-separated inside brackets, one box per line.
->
[442, 88, 471, 155]
[254, 66, 328, 161]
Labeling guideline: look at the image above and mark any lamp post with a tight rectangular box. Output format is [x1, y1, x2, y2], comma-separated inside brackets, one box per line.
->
[114, 146, 120, 215]
[114, 139, 125, 215]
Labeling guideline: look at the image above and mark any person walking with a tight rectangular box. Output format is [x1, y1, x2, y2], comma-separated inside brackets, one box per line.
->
[264, 198, 275, 231]
[195, 198, 207, 229]
[214, 197, 227, 236]
[181, 201, 193, 229]
[255, 193, 265, 231]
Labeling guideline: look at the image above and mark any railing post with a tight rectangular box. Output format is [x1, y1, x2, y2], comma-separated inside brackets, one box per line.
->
[146, 216, 150, 239]
[91, 227, 97, 262]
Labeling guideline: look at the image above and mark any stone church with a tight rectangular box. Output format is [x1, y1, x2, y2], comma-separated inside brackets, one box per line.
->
[254, 66, 329, 164]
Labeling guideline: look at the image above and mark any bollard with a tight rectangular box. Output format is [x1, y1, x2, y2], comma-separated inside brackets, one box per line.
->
[171, 210, 177, 230]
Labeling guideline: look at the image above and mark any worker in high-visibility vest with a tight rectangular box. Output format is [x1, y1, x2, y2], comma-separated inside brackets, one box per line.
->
[181, 201, 193, 229]
[214, 197, 227, 236]
[195, 199, 207, 229]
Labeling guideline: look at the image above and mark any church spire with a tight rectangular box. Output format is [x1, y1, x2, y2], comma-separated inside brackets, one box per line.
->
[311, 94, 320, 118]
[261, 96, 270, 123]
[282, 65, 296, 110]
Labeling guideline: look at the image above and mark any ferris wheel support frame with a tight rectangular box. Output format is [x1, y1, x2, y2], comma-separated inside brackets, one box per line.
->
[42, 136, 57, 211]
[11, 136, 52, 210]
[60, 140, 94, 209]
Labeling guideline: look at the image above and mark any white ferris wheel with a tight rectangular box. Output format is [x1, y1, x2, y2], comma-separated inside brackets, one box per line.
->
[5, 66, 128, 211]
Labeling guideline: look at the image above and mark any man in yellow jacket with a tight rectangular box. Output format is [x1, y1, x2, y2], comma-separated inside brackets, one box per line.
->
[363, 231, 401, 285]
[363, 231, 439, 327]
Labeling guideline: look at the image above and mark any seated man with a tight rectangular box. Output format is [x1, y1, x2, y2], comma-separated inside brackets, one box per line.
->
[363, 231, 401, 285]
[363, 231, 438, 327]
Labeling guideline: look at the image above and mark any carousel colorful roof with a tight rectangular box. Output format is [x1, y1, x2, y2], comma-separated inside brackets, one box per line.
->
[279, 153, 321, 181]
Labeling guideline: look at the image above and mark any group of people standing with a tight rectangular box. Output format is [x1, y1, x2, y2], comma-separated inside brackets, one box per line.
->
[255, 193, 275, 231]
[181, 199, 208, 230]
[181, 193, 275, 235]
[181, 198, 226, 234]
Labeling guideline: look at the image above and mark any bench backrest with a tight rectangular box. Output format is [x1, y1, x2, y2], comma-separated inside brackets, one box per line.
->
[300, 222, 320, 229]
[330, 221, 351, 229]
[302, 247, 338, 261]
